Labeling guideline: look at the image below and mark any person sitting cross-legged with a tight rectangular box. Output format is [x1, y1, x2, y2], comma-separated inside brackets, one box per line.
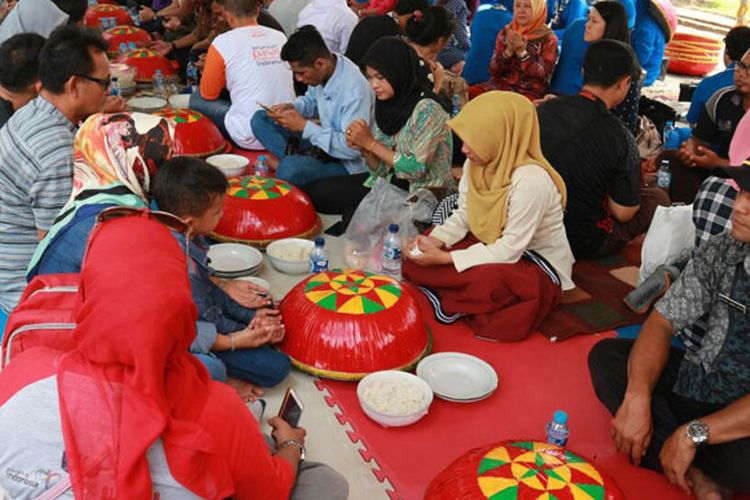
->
[250, 25, 374, 187]
[588, 161, 750, 500]
[537, 40, 669, 259]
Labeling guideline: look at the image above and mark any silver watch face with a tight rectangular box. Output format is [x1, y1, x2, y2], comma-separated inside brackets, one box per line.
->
[687, 421, 709, 444]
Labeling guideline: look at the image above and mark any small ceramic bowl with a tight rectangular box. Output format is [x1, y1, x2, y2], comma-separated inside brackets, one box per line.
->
[357, 370, 433, 427]
[265, 238, 314, 274]
[236, 276, 271, 294]
[206, 154, 250, 178]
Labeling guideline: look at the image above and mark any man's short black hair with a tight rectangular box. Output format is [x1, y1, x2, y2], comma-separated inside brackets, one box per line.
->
[222, 0, 259, 18]
[725, 26, 750, 62]
[394, 0, 428, 15]
[39, 25, 109, 95]
[281, 25, 330, 67]
[152, 156, 229, 218]
[0, 33, 45, 92]
[583, 39, 641, 88]
[53, 0, 88, 24]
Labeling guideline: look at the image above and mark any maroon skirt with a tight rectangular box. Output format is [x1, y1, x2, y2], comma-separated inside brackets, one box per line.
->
[403, 235, 561, 342]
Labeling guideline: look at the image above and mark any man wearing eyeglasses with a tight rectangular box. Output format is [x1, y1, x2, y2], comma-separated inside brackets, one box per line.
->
[672, 48, 750, 203]
[0, 25, 113, 331]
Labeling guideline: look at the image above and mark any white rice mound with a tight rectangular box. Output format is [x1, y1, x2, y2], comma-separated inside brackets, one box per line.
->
[361, 379, 426, 416]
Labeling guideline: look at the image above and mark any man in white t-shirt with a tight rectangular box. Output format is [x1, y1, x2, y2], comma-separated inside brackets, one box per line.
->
[190, 0, 294, 150]
[296, 0, 357, 54]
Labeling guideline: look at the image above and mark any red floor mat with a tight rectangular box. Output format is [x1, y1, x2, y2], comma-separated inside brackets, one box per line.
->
[317, 294, 689, 500]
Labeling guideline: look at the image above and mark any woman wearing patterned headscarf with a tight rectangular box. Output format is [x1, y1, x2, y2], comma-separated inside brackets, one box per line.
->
[28, 112, 174, 278]
[403, 91, 574, 342]
[469, 0, 558, 100]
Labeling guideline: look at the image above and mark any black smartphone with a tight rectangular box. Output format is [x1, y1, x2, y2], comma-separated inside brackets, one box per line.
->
[278, 387, 304, 428]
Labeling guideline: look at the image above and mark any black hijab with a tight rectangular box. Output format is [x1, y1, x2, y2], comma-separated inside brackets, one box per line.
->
[360, 36, 436, 136]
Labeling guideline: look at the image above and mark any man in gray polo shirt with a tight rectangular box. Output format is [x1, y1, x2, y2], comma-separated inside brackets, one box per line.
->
[0, 25, 111, 320]
[588, 161, 750, 499]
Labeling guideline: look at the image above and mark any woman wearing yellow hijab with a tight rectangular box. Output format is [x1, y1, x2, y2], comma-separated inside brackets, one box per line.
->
[468, 0, 558, 101]
[403, 92, 575, 342]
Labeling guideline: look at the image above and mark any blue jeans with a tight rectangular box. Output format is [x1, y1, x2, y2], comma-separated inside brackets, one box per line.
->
[215, 343, 291, 387]
[190, 92, 231, 140]
[193, 352, 228, 381]
[251, 110, 349, 186]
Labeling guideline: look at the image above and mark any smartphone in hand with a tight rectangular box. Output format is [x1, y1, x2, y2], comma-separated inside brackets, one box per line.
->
[278, 387, 304, 428]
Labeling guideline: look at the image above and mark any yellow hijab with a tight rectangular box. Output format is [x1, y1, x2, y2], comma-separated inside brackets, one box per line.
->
[447, 91, 567, 245]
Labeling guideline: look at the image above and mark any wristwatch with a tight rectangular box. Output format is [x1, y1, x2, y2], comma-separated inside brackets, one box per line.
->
[685, 419, 709, 447]
[277, 439, 306, 460]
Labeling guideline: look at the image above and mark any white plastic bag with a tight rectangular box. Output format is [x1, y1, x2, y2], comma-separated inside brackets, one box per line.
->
[343, 178, 436, 272]
[639, 204, 694, 283]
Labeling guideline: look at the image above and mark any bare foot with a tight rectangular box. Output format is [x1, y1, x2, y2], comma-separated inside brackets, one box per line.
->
[226, 377, 264, 402]
[686, 466, 732, 500]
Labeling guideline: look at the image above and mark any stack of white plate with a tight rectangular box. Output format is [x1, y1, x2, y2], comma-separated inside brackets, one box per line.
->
[416, 352, 498, 403]
[208, 243, 263, 278]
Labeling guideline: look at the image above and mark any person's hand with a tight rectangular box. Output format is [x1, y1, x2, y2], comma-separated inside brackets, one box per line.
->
[431, 60, 445, 93]
[449, 60, 465, 75]
[268, 103, 295, 117]
[250, 309, 285, 343]
[659, 425, 697, 495]
[415, 234, 445, 250]
[611, 392, 653, 466]
[139, 6, 155, 22]
[273, 109, 307, 132]
[150, 39, 173, 56]
[232, 323, 276, 349]
[195, 53, 207, 71]
[533, 94, 557, 106]
[691, 145, 728, 169]
[221, 279, 273, 308]
[345, 119, 374, 150]
[506, 29, 526, 56]
[407, 242, 452, 266]
[101, 95, 126, 113]
[268, 416, 306, 445]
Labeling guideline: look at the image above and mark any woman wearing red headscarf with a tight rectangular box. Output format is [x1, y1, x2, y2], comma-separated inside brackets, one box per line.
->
[0, 215, 348, 499]
[469, 0, 558, 101]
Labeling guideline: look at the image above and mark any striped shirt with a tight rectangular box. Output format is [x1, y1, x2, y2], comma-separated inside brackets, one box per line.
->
[0, 96, 75, 313]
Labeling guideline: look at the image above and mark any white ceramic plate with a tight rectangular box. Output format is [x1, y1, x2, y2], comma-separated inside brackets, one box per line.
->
[207, 243, 263, 274]
[416, 352, 498, 401]
[168, 94, 190, 108]
[127, 96, 167, 112]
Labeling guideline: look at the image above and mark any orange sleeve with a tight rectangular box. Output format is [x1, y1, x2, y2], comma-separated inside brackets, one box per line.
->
[200, 44, 226, 100]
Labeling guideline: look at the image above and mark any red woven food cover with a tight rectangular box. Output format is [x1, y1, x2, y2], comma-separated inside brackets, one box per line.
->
[103, 25, 151, 56]
[115, 49, 177, 83]
[84, 4, 133, 28]
[279, 269, 431, 380]
[666, 33, 722, 77]
[425, 440, 624, 500]
[150, 108, 226, 158]
[211, 176, 321, 246]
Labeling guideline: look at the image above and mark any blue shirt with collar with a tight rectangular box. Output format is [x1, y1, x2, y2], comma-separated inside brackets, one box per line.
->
[687, 63, 736, 125]
[295, 53, 374, 174]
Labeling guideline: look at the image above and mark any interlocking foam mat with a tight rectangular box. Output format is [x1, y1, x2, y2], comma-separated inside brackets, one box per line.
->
[316, 294, 690, 500]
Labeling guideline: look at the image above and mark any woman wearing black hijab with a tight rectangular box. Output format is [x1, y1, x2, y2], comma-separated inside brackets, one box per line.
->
[303, 37, 455, 229]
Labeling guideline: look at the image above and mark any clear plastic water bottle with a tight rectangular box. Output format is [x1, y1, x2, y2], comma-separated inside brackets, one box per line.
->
[546, 410, 570, 447]
[657, 159, 671, 189]
[100, 17, 110, 30]
[118, 42, 129, 54]
[110, 76, 121, 97]
[186, 61, 199, 94]
[451, 94, 461, 118]
[254, 155, 269, 177]
[152, 69, 165, 98]
[126, 0, 140, 25]
[662, 121, 679, 150]
[381, 223, 402, 280]
[88, 0, 97, 6]
[309, 237, 329, 273]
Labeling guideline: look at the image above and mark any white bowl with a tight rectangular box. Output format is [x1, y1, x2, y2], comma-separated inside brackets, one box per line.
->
[357, 370, 433, 428]
[127, 96, 167, 112]
[169, 93, 191, 109]
[208, 243, 263, 274]
[206, 154, 250, 178]
[266, 238, 314, 275]
[236, 276, 270, 293]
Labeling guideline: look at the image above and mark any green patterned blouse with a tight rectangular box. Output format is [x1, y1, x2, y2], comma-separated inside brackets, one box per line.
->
[364, 98, 455, 192]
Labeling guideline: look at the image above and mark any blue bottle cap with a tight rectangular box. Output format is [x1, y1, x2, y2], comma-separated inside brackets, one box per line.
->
[258, 155, 266, 162]
[388, 223, 399, 233]
[314, 237, 325, 246]
[553, 410, 568, 424]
